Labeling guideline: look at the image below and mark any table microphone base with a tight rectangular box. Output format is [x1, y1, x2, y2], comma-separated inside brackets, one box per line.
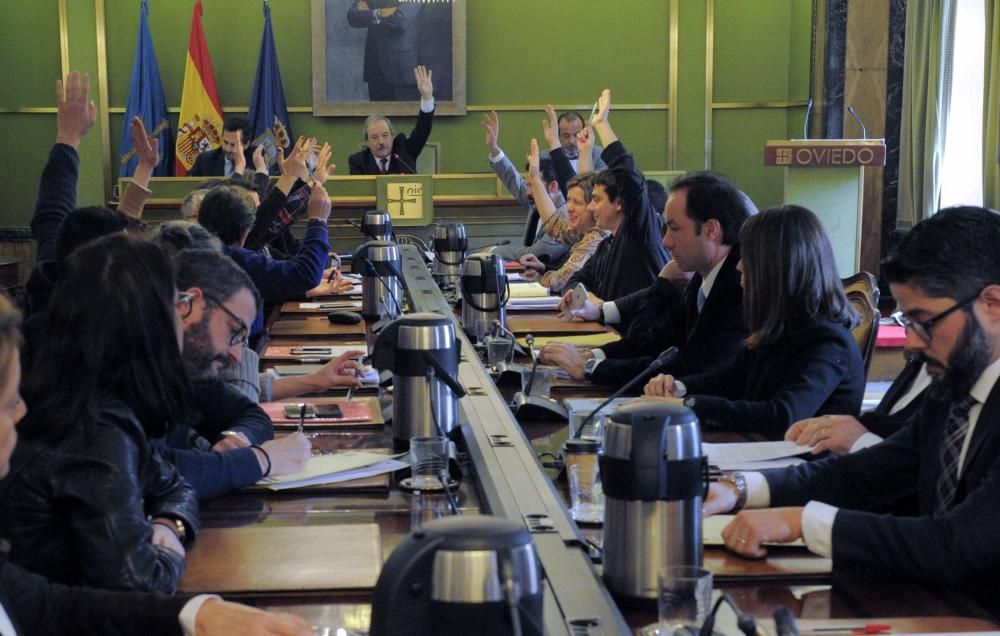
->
[510, 392, 567, 421]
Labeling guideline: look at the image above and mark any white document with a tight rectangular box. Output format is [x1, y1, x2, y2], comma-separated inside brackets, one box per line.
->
[299, 301, 362, 310]
[507, 297, 561, 311]
[262, 458, 407, 491]
[508, 282, 551, 299]
[258, 451, 403, 490]
[702, 441, 813, 465]
[703, 515, 806, 547]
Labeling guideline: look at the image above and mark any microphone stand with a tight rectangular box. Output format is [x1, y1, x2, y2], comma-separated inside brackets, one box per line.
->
[571, 346, 679, 439]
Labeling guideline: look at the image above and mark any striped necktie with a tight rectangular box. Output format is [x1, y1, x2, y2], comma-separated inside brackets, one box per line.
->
[935, 393, 977, 515]
[379, 158, 388, 174]
[697, 287, 707, 313]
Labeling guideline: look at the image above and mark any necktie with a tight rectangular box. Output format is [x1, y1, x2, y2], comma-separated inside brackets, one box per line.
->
[380, 158, 388, 174]
[697, 287, 707, 313]
[935, 393, 977, 515]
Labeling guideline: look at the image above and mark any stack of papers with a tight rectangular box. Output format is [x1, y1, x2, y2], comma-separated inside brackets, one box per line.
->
[702, 441, 813, 471]
[507, 296, 561, 311]
[299, 300, 362, 311]
[272, 365, 379, 386]
[508, 282, 550, 298]
[257, 451, 406, 491]
[262, 344, 366, 361]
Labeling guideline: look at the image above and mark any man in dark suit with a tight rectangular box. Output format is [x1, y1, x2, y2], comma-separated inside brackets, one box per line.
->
[347, 0, 421, 101]
[188, 116, 256, 177]
[540, 171, 754, 389]
[705, 206, 1000, 617]
[348, 66, 434, 175]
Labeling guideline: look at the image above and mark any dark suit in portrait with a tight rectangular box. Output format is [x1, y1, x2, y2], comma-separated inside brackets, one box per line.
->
[347, 0, 421, 101]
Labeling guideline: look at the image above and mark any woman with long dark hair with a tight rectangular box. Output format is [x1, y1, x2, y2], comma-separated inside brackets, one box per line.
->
[644, 205, 865, 440]
[0, 234, 198, 593]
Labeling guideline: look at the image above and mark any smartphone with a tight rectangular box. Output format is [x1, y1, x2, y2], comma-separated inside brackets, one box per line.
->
[283, 404, 316, 418]
[314, 404, 344, 418]
[290, 346, 334, 356]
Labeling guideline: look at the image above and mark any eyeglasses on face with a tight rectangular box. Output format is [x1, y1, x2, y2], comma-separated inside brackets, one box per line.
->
[894, 289, 981, 341]
[201, 292, 249, 347]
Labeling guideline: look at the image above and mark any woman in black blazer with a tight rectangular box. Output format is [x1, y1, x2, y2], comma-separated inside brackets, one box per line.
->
[644, 204, 865, 440]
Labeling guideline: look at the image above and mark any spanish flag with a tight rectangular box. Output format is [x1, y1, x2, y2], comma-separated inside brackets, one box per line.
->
[175, 0, 223, 175]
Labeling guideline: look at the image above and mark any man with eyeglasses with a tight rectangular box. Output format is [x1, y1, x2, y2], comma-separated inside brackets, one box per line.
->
[703, 206, 1000, 617]
[159, 249, 311, 499]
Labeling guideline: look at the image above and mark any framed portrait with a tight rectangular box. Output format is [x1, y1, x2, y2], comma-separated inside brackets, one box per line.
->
[311, 0, 467, 116]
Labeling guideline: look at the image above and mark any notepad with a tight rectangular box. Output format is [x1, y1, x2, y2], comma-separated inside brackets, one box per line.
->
[257, 450, 404, 490]
[703, 441, 813, 470]
[262, 344, 367, 361]
[516, 332, 621, 349]
[508, 282, 550, 298]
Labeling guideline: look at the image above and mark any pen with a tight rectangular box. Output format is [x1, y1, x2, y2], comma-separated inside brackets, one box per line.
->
[802, 625, 891, 635]
[326, 267, 337, 284]
[298, 403, 307, 434]
[588, 100, 598, 123]
[346, 366, 360, 402]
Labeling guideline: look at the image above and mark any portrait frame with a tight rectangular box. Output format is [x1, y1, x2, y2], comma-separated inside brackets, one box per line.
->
[310, 0, 467, 116]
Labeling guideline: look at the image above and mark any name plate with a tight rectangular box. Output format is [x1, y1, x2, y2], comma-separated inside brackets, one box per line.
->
[764, 140, 886, 167]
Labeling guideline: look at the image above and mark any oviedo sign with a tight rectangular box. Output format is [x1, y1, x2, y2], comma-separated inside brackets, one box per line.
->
[764, 140, 887, 168]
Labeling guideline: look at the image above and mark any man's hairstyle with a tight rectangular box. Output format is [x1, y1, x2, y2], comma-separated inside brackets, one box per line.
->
[558, 112, 584, 127]
[197, 186, 257, 245]
[21, 234, 192, 442]
[54, 206, 139, 265]
[180, 188, 209, 220]
[740, 205, 857, 347]
[363, 114, 394, 140]
[223, 116, 251, 142]
[591, 169, 623, 203]
[153, 221, 222, 256]
[668, 171, 755, 246]
[566, 172, 594, 202]
[646, 179, 667, 216]
[882, 206, 1000, 299]
[175, 248, 261, 314]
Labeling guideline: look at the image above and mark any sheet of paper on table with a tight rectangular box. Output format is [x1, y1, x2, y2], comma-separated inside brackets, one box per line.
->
[258, 451, 406, 491]
[703, 440, 813, 471]
[508, 282, 551, 298]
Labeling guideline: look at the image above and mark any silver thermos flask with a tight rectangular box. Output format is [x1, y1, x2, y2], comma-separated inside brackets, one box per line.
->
[352, 240, 403, 322]
[362, 209, 393, 242]
[432, 223, 467, 285]
[460, 254, 508, 343]
[600, 400, 706, 603]
[370, 516, 544, 636]
[371, 313, 463, 449]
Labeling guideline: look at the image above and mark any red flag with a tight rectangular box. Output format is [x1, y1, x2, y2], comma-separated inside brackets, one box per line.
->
[175, 0, 224, 175]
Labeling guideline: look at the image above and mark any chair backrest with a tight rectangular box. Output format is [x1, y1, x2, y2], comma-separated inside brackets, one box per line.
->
[842, 271, 880, 376]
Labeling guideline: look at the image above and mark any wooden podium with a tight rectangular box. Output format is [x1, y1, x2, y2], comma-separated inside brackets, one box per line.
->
[765, 139, 886, 277]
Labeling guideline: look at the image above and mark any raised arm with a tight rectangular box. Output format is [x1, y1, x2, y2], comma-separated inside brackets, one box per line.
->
[576, 125, 595, 174]
[526, 139, 561, 231]
[485, 110, 532, 209]
[118, 116, 158, 219]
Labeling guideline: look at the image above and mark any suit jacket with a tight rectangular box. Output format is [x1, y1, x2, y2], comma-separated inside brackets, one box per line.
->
[187, 146, 256, 177]
[681, 317, 865, 440]
[764, 376, 1000, 616]
[348, 108, 434, 175]
[591, 247, 747, 389]
[859, 355, 927, 438]
[1, 556, 187, 636]
[347, 0, 420, 88]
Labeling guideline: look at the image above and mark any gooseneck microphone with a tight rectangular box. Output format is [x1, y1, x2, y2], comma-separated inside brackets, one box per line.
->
[802, 98, 813, 140]
[847, 105, 868, 140]
[468, 239, 511, 252]
[392, 152, 418, 174]
[572, 346, 679, 439]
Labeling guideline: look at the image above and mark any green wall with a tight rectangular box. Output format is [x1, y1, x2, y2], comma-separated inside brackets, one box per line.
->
[0, 0, 811, 226]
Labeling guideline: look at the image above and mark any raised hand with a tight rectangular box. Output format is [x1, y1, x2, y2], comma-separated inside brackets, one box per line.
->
[306, 180, 332, 222]
[591, 89, 611, 127]
[232, 135, 247, 174]
[130, 116, 159, 169]
[313, 141, 336, 184]
[576, 125, 595, 155]
[252, 144, 267, 173]
[542, 104, 560, 150]
[278, 136, 312, 180]
[56, 71, 97, 149]
[483, 110, 500, 156]
[526, 138, 541, 181]
[414, 65, 434, 100]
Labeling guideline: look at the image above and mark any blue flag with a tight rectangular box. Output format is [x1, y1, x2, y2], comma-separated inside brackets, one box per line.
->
[119, 0, 173, 177]
[248, 0, 292, 172]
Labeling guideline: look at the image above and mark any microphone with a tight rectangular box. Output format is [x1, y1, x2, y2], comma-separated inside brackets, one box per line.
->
[523, 334, 539, 397]
[572, 346, 679, 439]
[773, 607, 800, 636]
[344, 218, 363, 229]
[468, 239, 511, 252]
[802, 98, 813, 140]
[391, 152, 418, 174]
[847, 105, 867, 140]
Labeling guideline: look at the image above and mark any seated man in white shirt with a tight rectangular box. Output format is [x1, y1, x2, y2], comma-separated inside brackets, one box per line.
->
[703, 206, 1000, 618]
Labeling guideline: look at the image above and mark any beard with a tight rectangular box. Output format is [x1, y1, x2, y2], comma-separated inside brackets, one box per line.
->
[182, 312, 232, 380]
[927, 312, 993, 403]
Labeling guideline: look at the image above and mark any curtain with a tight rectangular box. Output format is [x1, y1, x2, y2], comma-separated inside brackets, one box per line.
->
[984, 0, 1000, 209]
[898, 0, 956, 224]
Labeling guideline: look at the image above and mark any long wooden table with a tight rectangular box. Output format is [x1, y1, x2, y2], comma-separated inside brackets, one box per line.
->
[179, 245, 996, 634]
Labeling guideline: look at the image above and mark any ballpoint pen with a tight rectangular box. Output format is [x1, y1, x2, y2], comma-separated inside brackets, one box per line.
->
[346, 365, 360, 402]
[298, 403, 307, 434]
[802, 625, 891, 635]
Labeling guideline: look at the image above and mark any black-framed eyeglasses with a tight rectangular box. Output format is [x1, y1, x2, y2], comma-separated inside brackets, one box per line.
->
[202, 292, 249, 347]
[896, 290, 981, 341]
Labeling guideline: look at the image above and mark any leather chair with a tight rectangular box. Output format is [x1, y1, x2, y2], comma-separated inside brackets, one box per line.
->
[842, 271, 880, 376]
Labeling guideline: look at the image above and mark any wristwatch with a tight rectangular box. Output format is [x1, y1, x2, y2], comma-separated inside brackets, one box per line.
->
[716, 472, 748, 512]
[583, 358, 599, 382]
[154, 517, 188, 544]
